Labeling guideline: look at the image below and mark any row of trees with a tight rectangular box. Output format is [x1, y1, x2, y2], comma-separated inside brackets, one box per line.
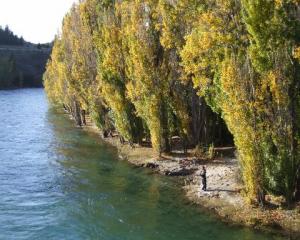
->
[0, 26, 24, 46]
[44, 0, 300, 204]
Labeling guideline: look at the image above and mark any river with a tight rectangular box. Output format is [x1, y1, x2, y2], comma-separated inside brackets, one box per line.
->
[0, 89, 283, 240]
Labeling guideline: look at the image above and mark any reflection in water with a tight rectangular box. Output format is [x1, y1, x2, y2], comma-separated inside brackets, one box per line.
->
[0, 89, 283, 240]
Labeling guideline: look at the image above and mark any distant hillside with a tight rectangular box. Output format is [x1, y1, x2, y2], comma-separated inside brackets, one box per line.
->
[0, 26, 24, 46]
[0, 26, 51, 89]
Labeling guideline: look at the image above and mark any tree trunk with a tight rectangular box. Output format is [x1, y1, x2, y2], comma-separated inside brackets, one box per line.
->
[160, 99, 171, 153]
[257, 187, 266, 208]
[81, 109, 86, 125]
[74, 100, 82, 126]
[295, 167, 300, 201]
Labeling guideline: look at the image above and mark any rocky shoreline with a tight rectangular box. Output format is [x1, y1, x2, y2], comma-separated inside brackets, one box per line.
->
[69, 111, 300, 239]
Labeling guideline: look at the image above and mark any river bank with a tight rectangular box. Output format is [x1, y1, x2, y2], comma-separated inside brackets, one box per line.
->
[70, 112, 300, 239]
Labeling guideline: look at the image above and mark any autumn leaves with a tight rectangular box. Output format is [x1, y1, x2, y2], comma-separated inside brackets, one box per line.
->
[44, 0, 300, 203]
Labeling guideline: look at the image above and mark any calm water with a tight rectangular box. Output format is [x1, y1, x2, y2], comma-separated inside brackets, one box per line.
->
[0, 89, 283, 240]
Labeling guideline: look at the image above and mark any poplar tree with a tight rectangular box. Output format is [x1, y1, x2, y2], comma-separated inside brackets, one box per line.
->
[44, 0, 300, 203]
[181, 0, 300, 203]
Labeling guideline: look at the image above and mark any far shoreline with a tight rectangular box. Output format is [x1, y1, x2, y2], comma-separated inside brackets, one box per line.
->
[0, 86, 44, 91]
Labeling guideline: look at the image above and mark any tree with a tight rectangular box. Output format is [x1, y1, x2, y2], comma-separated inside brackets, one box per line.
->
[181, 0, 300, 203]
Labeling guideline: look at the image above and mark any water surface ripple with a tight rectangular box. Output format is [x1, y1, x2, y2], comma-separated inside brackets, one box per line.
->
[0, 89, 282, 240]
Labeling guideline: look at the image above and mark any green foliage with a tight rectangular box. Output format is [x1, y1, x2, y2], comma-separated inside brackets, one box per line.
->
[181, 0, 300, 203]
[44, 0, 300, 203]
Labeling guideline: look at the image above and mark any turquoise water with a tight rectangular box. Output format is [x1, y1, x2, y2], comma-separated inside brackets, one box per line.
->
[0, 89, 283, 239]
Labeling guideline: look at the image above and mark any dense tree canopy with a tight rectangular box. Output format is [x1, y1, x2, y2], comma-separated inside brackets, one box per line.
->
[44, 0, 300, 204]
[0, 26, 24, 46]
